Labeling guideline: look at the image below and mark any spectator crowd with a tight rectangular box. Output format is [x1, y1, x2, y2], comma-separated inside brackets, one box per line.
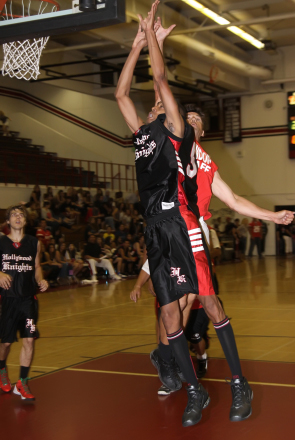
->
[1, 185, 294, 287]
[0, 185, 146, 287]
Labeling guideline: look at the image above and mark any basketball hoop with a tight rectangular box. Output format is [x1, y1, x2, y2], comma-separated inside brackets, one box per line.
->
[1, 0, 60, 81]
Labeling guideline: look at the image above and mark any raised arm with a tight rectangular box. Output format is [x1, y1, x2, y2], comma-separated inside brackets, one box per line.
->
[154, 17, 176, 105]
[139, 1, 184, 137]
[212, 171, 294, 225]
[115, 24, 146, 133]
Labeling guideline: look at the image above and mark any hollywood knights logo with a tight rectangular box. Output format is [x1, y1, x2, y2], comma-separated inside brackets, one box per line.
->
[170, 267, 187, 285]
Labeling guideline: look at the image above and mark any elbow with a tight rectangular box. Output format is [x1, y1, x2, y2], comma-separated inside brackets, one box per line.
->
[115, 86, 127, 101]
[153, 73, 166, 87]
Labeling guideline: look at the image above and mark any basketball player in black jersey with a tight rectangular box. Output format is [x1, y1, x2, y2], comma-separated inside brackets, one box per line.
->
[116, 1, 213, 427]
[0, 205, 48, 401]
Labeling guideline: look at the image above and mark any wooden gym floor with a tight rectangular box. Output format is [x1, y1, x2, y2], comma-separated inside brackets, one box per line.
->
[1, 256, 295, 439]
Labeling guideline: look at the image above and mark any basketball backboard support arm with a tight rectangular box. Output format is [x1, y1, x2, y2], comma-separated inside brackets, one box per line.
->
[0, 0, 125, 44]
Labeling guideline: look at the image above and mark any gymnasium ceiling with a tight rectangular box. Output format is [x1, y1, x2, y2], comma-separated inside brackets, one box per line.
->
[2, 0, 295, 103]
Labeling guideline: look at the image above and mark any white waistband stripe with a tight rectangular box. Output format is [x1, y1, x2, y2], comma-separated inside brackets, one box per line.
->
[188, 228, 201, 234]
[192, 246, 204, 252]
[189, 234, 202, 240]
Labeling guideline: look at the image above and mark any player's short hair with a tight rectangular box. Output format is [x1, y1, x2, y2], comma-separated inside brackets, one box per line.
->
[184, 104, 205, 127]
[6, 204, 28, 221]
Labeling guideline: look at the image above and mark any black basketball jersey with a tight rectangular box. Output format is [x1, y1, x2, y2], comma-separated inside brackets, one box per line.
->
[133, 113, 195, 218]
[0, 235, 38, 298]
[178, 134, 200, 219]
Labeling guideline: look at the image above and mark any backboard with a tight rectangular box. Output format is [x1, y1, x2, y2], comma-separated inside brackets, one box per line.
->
[0, 0, 125, 44]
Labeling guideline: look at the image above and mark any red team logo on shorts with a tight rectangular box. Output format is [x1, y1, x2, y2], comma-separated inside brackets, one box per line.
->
[170, 267, 187, 285]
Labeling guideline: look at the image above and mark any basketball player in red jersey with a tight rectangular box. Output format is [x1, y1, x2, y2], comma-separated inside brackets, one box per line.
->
[0, 205, 48, 401]
[145, 105, 294, 407]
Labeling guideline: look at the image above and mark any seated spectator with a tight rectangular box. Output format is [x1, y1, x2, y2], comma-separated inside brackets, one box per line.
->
[104, 204, 115, 229]
[52, 190, 66, 218]
[57, 243, 79, 282]
[84, 234, 121, 281]
[39, 243, 60, 286]
[36, 219, 52, 249]
[42, 201, 60, 235]
[47, 243, 70, 282]
[62, 207, 79, 227]
[131, 209, 144, 235]
[65, 243, 84, 279]
[103, 226, 115, 243]
[115, 223, 127, 243]
[103, 190, 111, 203]
[26, 202, 39, 223]
[30, 185, 41, 205]
[133, 235, 145, 270]
[118, 239, 139, 275]
[104, 238, 124, 277]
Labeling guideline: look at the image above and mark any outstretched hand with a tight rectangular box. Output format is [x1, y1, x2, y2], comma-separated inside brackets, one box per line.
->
[132, 22, 148, 49]
[137, 0, 160, 33]
[155, 16, 176, 43]
[273, 210, 294, 225]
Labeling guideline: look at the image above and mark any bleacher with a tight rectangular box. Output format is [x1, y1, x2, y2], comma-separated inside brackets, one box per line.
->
[0, 130, 97, 187]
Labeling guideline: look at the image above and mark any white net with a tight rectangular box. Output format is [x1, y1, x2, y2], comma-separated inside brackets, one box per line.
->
[1, 0, 59, 80]
[2, 37, 49, 80]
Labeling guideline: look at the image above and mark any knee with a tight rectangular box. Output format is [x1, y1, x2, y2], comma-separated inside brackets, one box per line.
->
[2, 342, 11, 349]
[203, 296, 225, 322]
[160, 305, 180, 327]
[23, 338, 34, 348]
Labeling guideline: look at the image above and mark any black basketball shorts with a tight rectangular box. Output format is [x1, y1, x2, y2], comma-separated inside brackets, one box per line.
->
[145, 206, 215, 307]
[0, 296, 39, 343]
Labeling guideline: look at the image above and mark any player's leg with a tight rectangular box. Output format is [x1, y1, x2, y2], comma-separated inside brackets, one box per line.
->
[184, 204, 252, 422]
[198, 293, 253, 421]
[0, 297, 18, 393]
[155, 294, 190, 392]
[160, 300, 210, 427]
[13, 297, 39, 401]
[153, 306, 182, 394]
[14, 338, 35, 401]
[0, 342, 12, 392]
[186, 308, 209, 379]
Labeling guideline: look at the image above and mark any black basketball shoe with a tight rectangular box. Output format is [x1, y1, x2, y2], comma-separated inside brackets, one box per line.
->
[150, 349, 182, 392]
[229, 377, 253, 422]
[182, 383, 210, 427]
[196, 357, 208, 379]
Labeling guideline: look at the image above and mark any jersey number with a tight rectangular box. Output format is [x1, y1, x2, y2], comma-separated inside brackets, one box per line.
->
[186, 143, 198, 178]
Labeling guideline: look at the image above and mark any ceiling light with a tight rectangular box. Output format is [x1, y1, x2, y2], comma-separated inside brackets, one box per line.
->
[182, 0, 265, 49]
